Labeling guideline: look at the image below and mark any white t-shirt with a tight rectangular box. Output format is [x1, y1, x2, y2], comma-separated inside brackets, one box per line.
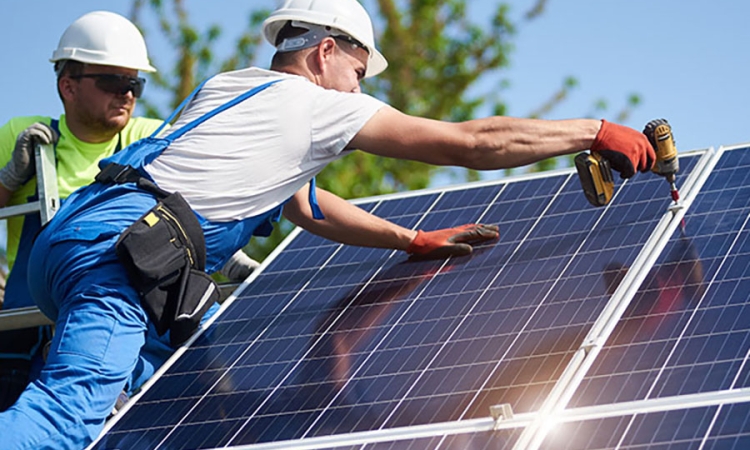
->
[144, 67, 386, 222]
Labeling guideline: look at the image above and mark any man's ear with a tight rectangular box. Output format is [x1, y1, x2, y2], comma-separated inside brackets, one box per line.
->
[58, 77, 76, 103]
[317, 37, 337, 70]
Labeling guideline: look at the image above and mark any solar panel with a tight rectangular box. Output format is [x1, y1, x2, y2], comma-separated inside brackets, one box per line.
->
[527, 144, 750, 449]
[542, 401, 750, 450]
[89, 145, 750, 450]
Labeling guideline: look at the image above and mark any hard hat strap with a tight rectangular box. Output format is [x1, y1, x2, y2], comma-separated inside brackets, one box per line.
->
[277, 22, 332, 52]
[276, 21, 365, 54]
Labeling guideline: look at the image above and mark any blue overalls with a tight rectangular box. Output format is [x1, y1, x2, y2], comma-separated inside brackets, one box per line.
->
[0, 78, 318, 450]
[0, 120, 117, 411]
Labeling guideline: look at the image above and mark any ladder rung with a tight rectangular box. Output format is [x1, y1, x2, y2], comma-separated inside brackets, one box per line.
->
[0, 306, 53, 331]
[0, 201, 44, 220]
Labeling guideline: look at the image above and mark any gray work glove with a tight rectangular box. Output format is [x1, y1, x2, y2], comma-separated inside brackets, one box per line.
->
[220, 250, 261, 282]
[0, 122, 59, 191]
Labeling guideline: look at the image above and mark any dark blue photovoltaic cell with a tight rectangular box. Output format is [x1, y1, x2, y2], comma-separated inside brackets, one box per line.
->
[95, 158, 695, 449]
[570, 147, 750, 408]
[543, 401, 750, 449]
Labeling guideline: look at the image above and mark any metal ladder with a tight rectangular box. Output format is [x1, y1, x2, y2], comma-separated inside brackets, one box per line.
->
[0, 142, 58, 331]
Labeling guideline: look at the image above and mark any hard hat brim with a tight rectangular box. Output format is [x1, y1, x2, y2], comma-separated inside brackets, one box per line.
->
[50, 48, 156, 72]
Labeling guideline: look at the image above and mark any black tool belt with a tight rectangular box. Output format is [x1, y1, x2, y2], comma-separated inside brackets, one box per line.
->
[97, 163, 219, 347]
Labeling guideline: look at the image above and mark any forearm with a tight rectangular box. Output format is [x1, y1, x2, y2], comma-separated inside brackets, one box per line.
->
[459, 117, 603, 169]
[354, 107, 603, 171]
[283, 187, 417, 251]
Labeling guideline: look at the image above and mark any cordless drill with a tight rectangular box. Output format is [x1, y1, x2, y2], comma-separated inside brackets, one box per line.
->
[643, 119, 680, 202]
[575, 119, 679, 207]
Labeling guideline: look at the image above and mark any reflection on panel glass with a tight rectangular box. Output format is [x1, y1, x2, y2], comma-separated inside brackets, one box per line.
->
[96, 155, 699, 449]
[572, 147, 750, 409]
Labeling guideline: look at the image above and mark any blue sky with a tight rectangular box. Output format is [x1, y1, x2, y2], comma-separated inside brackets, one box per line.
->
[1, 0, 748, 156]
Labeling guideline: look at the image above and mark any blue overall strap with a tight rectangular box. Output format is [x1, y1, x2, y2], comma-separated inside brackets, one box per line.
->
[149, 76, 213, 139]
[308, 177, 325, 220]
[100, 78, 283, 171]
[163, 79, 283, 142]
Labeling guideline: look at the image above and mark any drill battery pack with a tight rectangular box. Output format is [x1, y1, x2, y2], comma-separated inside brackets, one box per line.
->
[575, 151, 615, 207]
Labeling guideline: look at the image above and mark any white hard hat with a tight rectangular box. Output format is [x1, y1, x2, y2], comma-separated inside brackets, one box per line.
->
[262, 0, 388, 78]
[51, 11, 156, 73]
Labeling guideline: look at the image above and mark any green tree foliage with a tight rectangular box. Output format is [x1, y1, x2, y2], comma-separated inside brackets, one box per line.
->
[131, 0, 270, 114]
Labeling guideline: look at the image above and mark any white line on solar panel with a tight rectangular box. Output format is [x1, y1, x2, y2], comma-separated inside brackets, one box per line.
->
[221, 410, 537, 450]
[557, 388, 750, 424]
[212, 389, 750, 449]
[613, 198, 750, 449]
[699, 346, 750, 449]
[549, 150, 714, 410]
[515, 151, 715, 450]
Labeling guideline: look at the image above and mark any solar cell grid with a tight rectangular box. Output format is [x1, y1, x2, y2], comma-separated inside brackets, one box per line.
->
[95, 149, 711, 450]
[542, 401, 750, 450]
[570, 147, 750, 410]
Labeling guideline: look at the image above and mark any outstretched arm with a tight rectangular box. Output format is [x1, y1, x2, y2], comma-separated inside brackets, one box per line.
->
[350, 107, 654, 178]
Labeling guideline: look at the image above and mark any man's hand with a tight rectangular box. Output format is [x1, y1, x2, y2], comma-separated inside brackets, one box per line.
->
[0, 122, 59, 191]
[220, 250, 261, 282]
[406, 223, 499, 260]
[591, 119, 655, 179]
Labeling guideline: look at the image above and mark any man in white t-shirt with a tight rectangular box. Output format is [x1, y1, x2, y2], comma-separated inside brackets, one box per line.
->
[0, 0, 656, 448]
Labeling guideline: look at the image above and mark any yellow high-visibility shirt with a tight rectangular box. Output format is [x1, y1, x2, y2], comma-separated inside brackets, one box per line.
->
[0, 114, 163, 270]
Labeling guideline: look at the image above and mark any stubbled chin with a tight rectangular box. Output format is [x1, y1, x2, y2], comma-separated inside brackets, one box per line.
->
[112, 106, 132, 118]
[105, 111, 131, 131]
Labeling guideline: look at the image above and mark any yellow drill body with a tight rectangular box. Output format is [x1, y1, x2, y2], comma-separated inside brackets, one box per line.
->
[643, 119, 680, 202]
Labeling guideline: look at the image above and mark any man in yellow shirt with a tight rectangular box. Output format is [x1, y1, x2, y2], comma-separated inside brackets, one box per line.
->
[0, 10, 259, 413]
[0, 10, 164, 411]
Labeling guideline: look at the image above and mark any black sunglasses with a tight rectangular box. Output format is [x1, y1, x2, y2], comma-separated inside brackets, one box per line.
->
[333, 35, 370, 55]
[70, 74, 146, 98]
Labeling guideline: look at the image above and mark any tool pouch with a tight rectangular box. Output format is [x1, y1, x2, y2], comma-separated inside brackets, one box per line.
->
[115, 191, 218, 347]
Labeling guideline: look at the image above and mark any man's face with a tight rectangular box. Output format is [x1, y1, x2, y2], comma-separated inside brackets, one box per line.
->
[64, 64, 140, 137]
[320, 38, 369, 94]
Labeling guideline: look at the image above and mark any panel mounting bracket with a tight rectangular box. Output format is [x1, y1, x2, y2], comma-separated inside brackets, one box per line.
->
[667, 200, 684, 214]
[490, 403, 514, 429]
[581, 338, 599, 353]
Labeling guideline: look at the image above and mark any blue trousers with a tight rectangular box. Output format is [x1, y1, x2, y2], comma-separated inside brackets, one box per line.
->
[0, 193, 219, 450]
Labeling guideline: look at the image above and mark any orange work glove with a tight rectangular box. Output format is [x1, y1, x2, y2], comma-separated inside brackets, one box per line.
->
[591, 119, 656, 179]
[406, 223, 499, 260]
